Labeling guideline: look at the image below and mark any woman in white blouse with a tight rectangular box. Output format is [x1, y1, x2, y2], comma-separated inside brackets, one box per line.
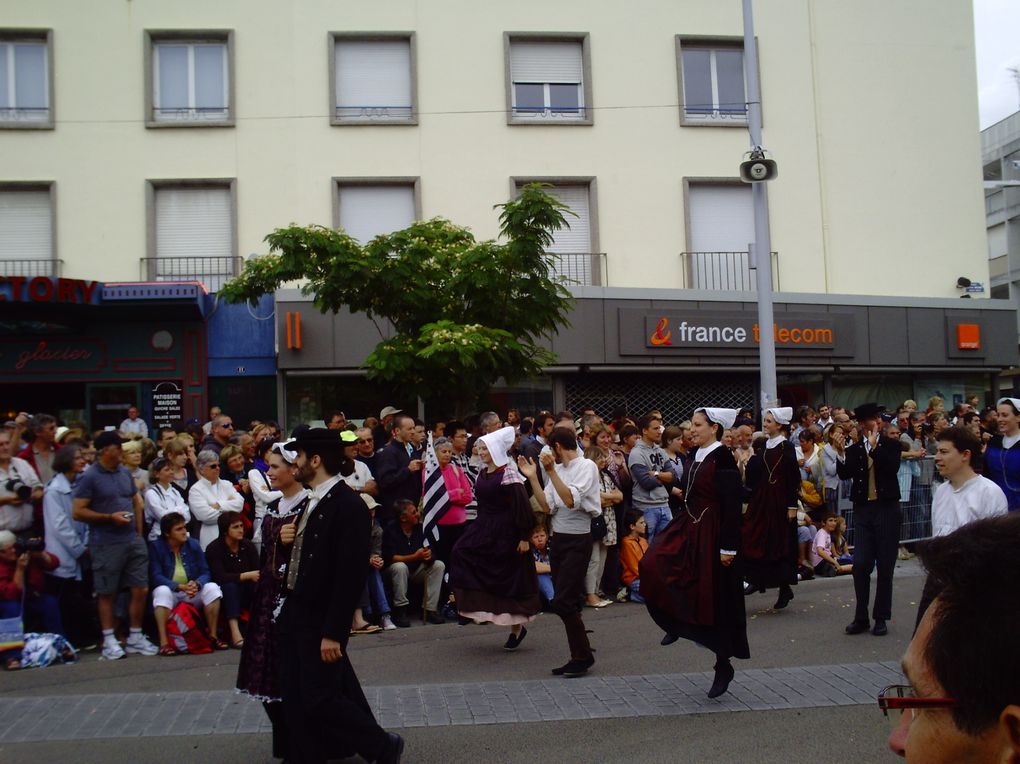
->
[189, 450, 244, 550]
[143, 457, 190, 541]
[247, 439, 282, 548]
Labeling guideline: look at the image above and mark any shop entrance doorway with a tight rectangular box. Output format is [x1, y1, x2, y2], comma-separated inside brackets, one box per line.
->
[86, 383, 142, 431]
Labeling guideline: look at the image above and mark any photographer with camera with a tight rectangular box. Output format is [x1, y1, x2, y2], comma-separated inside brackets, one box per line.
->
[0, 429, 43, 536]
[0, 529, 61, 670]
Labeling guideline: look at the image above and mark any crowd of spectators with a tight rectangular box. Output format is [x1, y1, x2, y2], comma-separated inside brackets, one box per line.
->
[0, 391, 1011, 669]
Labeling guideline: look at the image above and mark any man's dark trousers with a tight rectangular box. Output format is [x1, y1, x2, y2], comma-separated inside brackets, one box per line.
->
[851, 500, 901, 623]
[548, 531, 594, 661]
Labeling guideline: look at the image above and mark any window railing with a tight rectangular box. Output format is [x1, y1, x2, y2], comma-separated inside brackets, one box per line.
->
[141, 255, 242, 293]
[334, 105, 414, 120]
[511, 106, 588, 119]
[0, 106, 50, 122]
[683, 106, 748, 122]
[680, 251, 779, 291]
[153, 107, 229, 122]
[549, 252, 607, 287]
[0, 258, 62, 278]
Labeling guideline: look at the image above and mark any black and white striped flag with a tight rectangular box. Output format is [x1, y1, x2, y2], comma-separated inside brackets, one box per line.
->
[421, 433, 450, 547]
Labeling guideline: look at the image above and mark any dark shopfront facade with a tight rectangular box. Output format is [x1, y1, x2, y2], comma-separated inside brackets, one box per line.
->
[273, 287, 1018, 427]
[0, 277, 277, 432]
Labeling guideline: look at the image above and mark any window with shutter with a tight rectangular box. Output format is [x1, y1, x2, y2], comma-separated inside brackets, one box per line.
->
[507, 36, 590, 124]
[0, 188, 54, 276]
[0, 36, 50, 126]
[336, 183, 417, 244]
[333, 37, 415, 123]
[514, 182, 598, 285]
[153, 185, 235, 291]
[687, 184, 755, 291]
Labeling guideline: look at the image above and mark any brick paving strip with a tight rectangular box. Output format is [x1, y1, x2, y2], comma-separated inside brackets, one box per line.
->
[0, 661, 900, 742]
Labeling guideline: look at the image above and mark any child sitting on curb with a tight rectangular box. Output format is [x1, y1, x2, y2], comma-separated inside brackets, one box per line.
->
[619, 511, 648, 603]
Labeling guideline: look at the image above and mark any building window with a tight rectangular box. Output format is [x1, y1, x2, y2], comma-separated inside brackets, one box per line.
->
[0, 185, 56, 276]
[684, 182, 757, 290]
[677, 37, 747, 125]
[146, 31, 233, 126]
[331, 34, 416, 124]
[0, 32, 52, 128]
[150, 182, 237, 291]
[513, 180, 601, 285]
[334, 180, 419, 244]
[506, 34, 592, 125]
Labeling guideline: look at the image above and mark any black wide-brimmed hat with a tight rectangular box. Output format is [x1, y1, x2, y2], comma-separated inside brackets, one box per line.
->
[853, 402, 886, 421]
[282, 427, 345, 453]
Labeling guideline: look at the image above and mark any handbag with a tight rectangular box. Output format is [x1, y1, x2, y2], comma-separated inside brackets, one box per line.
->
[0, 580, 27, 652]
[590, 514, 608, 541]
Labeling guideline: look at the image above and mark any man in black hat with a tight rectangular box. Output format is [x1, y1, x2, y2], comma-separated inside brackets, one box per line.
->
[277, 428, 403, 763]
[836, 403, 903, 637]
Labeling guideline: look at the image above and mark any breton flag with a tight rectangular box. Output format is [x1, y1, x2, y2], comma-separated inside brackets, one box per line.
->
[421, 432, 451, 547]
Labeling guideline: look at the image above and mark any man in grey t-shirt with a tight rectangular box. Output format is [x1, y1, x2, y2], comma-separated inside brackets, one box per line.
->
[519, 426, 601, 678]
[627, 413, 674, 544]
[72, 431, 157, 660]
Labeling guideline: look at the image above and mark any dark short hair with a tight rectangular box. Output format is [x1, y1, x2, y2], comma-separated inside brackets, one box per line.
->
[935, 426, 982, 469]
[797, 429, 814, 443]
[391, 413, 413, 433]
[160, 512, 187, 537]
[52, 445, 81, 474]
[302, 444, 346, 477]
[533, 412, 554, 430]
[618, 423, 640, 440]
[625, 509, 644, 531]
[636, 414, 661, 432]
[445, 420, 467, 437]
[918, 514, 1020, 734]
[396, 499, 417, 520]
[322, 410, 345, 423]
[794, 405, 814, 424]
[218, 510, 244, 537]
[555, 410, 574, 423]
[660, 425, 682, 448]
[547, 427, 579, 453]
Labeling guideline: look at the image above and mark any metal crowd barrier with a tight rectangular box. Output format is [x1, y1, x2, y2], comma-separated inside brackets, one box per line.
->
[836, 456, 936, 547]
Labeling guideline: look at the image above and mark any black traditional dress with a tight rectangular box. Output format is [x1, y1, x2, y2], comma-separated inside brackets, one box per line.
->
[450, 466, 541, 624]
[639, 444, 749, 660]
[236, 493, 307, 701]
[741, 439, 801, 589]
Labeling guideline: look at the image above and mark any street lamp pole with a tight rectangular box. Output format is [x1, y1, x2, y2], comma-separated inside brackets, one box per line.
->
[742, 0, 778, 411]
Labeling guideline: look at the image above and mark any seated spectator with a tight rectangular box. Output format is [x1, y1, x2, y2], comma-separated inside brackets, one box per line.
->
[221, 444, 254, 534]
[382, 500, 445, 627]
[42, 444, 97, 649]
[832, 517, 853, 566]
[885, 514, 1020, 759]
[619, 510, 648, 603]
[795, 505, 817, 580]
[530, 525, 554, 607]
[0, 530, 62, 670]
[143, 457, 190, 541]
[353, 495, 390, 633]
[341, 431, 379, 497]
[149, 512, 226, 655]
[189, 450, 244, 550]
[204, 511, 260, 649]
[811, 514, 852, 577]
[119, 405, 148, 437]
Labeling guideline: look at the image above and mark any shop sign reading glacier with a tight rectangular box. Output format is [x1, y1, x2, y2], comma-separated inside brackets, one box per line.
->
[644, 314, 836, 350]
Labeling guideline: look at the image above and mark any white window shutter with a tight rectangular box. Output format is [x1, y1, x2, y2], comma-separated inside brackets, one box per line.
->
[688, 184, 755, 290]
[338, 185, 416, 244]
[335, 40, 412, 110]
[0, 190, 51, 260]
[155, 187, 232, 259]
[510, 41, 583, 83]
[545, 185, 591, 253]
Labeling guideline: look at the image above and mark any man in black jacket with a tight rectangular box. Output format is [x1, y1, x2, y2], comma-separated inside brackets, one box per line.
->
[836, 403, 903, 637]
[374, 413, 422, 523]
[279, 429, 403, 764]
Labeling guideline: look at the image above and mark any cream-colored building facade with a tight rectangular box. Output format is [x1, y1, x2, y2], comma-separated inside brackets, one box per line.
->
[1, 0, 989, 298]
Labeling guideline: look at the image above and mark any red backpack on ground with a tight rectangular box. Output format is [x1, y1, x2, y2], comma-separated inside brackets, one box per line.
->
[165, 602, 214, 654]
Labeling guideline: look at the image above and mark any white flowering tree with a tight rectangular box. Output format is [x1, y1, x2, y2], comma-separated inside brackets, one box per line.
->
[220, 184, 574, 415]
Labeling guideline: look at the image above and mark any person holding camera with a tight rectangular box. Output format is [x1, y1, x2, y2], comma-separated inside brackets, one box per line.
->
[0, 429, 44, 536]
[72, 431, 158, 660]
[0, 529, 62, 670]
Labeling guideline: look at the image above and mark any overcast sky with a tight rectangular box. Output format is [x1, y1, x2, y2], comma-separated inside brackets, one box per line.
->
[974, 0, 1020, 128]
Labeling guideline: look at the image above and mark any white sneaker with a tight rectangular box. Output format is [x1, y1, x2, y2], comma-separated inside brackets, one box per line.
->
[101, 640, 125, 660]
[615, 587, 629, 603]
[381, 615, 397, 631]
[124, 633, 158, 656]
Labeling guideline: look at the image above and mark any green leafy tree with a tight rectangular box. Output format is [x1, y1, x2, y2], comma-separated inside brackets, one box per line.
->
[219, 184, 574, 416]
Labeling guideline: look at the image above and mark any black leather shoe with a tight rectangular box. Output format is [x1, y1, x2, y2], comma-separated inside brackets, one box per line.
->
[743, 583, 765, 596]
[660, 633, 679, 646]
[391, 608, 411, 629]
[503, 627, 527, 651]
[872, 619, 888, 636]
[707, 662, 735, 699]
[424, 610, 445, 625]
[561, 657, 595, 678]
[844, 620, 870, 635]
[377, 732, 404, 764]
[774, 586, 794, 610]
[551, 661, 570, 675]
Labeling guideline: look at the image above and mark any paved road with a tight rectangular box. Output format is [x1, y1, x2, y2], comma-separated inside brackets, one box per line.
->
[0, 559, 923, 762]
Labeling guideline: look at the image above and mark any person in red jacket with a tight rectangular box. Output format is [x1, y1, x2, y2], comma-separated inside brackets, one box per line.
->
[0, 529, 62, 670]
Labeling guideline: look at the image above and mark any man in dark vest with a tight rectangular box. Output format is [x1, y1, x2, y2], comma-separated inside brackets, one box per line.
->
[836, 403, 902, 637]
[278, 428, 403, 763]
